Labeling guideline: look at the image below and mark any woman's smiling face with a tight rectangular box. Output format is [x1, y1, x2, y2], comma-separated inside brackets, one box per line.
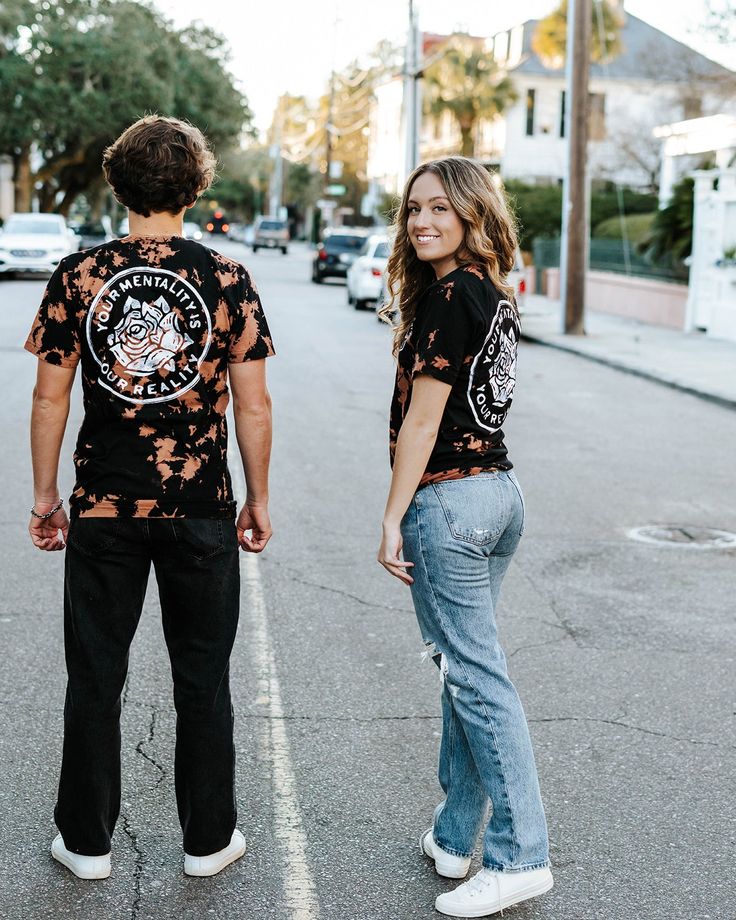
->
[407, 171, 465, 279]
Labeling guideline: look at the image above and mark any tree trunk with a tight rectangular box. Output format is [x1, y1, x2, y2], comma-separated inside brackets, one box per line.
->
[459, 123, 475, 157]
[38, 182, 57, 213]
[57, 185, 79, 218]
[13, 145, 32, 212]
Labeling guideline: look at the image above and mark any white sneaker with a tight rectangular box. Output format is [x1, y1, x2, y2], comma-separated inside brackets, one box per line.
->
[51, 834, 111, 880]
[420, 828, 471, 879]
[435, 866, 553, 917]
[184, 829, 246, 877]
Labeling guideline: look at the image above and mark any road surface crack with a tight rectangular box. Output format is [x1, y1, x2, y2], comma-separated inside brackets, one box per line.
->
[120, 811, 144, 920]
[517, 567, 585, 648]
[262, 560, 414, 613]
[528, 716, 732, 749]
[136, 708, 166, 787]
[244, 713, 441, 722]
[507, 635, 573, 660]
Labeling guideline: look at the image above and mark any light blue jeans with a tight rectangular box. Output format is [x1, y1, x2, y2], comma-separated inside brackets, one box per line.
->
[401, 471, 550, 871]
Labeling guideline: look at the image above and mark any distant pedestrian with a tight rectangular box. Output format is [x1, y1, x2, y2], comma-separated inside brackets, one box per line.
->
[377, 156, 553, 917]
[25, 115, 274, 879]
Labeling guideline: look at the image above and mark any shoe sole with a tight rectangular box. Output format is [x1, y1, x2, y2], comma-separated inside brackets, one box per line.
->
[51, 838, 111, 880]
[419, 829, 471, 880]
[184, 833, 246, 877]
[435, 874, 554, 917]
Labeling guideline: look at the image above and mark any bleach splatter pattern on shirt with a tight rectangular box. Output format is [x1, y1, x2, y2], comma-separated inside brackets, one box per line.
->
[25, 236, 274, 518]
[389, 265, 519, 488]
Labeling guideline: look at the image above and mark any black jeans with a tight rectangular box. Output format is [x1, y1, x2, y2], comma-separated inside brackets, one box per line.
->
[55, 517, 240, 857]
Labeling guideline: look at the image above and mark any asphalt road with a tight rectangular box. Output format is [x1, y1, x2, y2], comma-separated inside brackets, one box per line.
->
[1, 240, 734, 920]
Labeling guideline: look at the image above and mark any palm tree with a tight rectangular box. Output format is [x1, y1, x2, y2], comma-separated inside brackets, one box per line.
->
[423, 34, 518, 158]
[533, 0, 623, 68]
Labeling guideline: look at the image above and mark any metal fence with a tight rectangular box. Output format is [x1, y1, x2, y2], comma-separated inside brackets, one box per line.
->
[532, 237, 689, 288]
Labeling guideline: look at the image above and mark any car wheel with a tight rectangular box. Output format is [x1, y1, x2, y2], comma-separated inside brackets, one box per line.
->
[252, 246, 258, 253]
[312, 269, 322, 284]
[281, 247, 288, 255]
[354, 298, 366, 310]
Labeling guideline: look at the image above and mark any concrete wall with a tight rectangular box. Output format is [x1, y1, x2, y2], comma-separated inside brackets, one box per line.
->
[544, 268, 687, 329]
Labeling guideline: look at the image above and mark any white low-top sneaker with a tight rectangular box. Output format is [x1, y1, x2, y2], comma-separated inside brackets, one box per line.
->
[184, 829, 246, 877]
[435, 866, 553, 917]
[420, 828, 471, 879]
[51, 834, 111, 880]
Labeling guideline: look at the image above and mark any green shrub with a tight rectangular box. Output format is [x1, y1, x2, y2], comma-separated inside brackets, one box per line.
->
[593, 212, 656, 243]
[504, 179, 658, 252]
[640, 176, 694, 262]
[503, 180, 562, 252]
[589, 184, 658, 227]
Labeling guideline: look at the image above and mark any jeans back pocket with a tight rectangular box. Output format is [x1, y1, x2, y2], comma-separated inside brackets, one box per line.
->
[170, 519, 226, 560]
[431, 476, 509, 546]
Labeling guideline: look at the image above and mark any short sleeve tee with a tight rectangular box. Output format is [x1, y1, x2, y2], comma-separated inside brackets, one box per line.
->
[25, 235, 275, 518]
[389, 264, 519, 487]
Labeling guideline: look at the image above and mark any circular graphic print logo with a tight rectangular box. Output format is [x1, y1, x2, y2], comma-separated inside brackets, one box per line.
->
[467, 300, 518, 433]
[86, 267, 211, 404]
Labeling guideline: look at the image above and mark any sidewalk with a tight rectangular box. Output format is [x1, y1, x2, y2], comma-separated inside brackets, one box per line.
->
[520, 294, 736, 409]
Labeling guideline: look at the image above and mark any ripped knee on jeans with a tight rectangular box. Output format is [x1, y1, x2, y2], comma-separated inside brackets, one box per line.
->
[420, 641, 459, 697]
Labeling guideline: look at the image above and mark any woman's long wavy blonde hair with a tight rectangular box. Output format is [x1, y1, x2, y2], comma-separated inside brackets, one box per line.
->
[379, 156, 519, 355]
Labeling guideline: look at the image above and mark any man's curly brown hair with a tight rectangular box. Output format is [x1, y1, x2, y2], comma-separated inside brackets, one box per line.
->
[102, 115, 216, 217]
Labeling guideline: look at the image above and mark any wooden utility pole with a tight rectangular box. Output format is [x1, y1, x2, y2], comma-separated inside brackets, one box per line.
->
[560, 0, 592, 335]
[403, 0, 421, 183]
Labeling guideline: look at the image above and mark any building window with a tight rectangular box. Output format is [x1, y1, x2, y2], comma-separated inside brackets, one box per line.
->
[525, 89, 535, 136]
[588, 92, 606, 140]
[683, 96, 703, 119]
[560, 90, 566, 138]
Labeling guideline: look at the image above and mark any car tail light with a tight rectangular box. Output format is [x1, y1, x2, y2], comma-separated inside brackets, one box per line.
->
[222, 223, 230, 233]
[206, 222, 214, 232]
[371, 268, 382, 277]
[318, 248, 327, 261]
[518, 278, 526, 294]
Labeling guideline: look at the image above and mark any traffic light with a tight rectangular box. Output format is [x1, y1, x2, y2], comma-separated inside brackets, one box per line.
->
[206, 211, 230, 234]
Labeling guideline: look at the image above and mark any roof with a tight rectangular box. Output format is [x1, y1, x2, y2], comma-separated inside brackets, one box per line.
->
[506, 14, 733, 82]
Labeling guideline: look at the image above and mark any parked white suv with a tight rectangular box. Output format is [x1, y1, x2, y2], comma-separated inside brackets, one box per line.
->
[0, 213, 78, 276]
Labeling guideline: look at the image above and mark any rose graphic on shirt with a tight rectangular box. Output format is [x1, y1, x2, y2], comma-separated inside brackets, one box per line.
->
[107, 296, 193, 375]
[489, 327, 517, 406]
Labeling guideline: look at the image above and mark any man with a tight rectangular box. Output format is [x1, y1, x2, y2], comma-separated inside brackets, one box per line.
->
[25, 115, 274, 879]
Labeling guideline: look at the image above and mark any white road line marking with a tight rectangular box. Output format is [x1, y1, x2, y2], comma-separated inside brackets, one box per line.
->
[230, 449, 320, 920]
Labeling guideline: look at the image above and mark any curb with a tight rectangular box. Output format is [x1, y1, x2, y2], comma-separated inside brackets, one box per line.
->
[519, 330, 736, 412]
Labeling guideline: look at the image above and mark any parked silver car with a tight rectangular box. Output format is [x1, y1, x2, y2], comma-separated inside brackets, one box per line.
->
[0, 213, 78, 276]
[252, 216, 289, 254]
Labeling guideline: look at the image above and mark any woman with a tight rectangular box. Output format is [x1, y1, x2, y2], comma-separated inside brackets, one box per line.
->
[377, 156, 553, 917]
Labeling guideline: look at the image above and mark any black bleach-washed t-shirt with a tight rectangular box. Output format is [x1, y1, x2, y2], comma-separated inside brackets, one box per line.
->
[389, 264, 519, 487]
[25, 235, 274, 518]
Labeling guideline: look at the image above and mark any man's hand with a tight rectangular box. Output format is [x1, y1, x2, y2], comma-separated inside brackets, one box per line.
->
[29, 503, 69, 551]
[236, 502, 272, 553]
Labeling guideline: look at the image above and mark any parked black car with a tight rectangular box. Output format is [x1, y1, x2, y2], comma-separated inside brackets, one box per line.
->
[76, 217, 114, 250]
[311, 229, 369, 283]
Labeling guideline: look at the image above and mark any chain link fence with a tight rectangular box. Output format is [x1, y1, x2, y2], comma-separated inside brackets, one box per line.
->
[532, 238, 689, 290]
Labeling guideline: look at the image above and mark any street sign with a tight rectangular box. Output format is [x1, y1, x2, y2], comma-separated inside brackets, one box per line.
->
[326, 184, 346, 196]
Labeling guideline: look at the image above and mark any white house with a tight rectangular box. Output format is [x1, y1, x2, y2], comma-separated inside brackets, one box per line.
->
[489, 9, 734, 189]
[366, 5, 734, 196]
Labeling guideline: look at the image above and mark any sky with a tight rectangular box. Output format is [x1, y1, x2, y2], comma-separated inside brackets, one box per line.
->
[153, 0, 735, 135]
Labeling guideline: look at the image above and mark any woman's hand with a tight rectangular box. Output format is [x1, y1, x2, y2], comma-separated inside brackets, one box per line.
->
[377, 521, 414, 585]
